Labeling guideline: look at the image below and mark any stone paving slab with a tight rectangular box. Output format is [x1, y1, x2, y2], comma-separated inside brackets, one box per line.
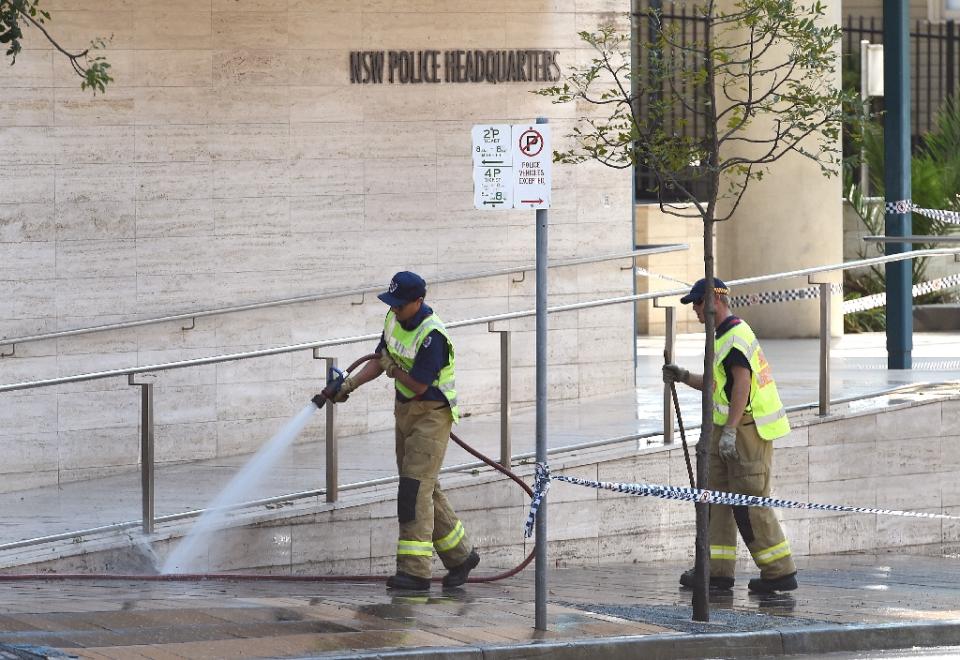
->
[1, 555, 960, 659]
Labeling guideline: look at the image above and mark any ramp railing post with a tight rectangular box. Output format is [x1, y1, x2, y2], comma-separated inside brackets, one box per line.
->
[654, 299, 677, 444]
[809, 276, 832, 416]
[129, 373, 158, 534]
[488, 322, 512, 467]
[313, 351, 338, 503]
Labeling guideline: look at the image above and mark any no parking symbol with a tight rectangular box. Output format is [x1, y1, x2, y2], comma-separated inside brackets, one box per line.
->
[517, 129, 545, 158]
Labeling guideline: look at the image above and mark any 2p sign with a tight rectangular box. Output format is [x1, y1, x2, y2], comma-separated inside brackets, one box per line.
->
[472, 123, 551, 211]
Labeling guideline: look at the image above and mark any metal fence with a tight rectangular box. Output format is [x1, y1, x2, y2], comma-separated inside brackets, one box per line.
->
[633, 9, 960, 202]
[633, 4, 711, 203]
[843, 17, 959, 143]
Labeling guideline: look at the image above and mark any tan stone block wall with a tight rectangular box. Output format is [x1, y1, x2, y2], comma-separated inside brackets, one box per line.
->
[634, 203, 708, 335]
[0, 4, 635, 493]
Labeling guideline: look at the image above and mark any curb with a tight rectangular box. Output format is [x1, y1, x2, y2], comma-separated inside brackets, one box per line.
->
[307, 619, 960, 659]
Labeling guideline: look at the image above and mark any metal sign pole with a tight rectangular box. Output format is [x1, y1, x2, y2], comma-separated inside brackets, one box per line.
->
[534, 116, 549, 632]
[472, 117, 551, 629]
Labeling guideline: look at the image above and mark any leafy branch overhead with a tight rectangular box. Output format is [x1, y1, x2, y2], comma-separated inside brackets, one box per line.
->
[538, 0, 863, 221]
[1, 0, 112, 92]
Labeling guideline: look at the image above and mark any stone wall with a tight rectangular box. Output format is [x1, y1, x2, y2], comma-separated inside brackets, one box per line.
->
[0, 2, 635, 493]
[634, 203, 707, 335]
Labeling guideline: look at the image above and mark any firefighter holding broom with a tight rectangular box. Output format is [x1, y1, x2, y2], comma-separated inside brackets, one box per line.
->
[664, 277, 798, 594]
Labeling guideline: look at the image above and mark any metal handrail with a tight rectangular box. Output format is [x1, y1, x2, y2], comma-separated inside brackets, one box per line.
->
[863, 236, 960, 243]
[0, 381, 920, 554]
[3, 246, 959, 548]
[3, 247, 958, 394]
[720, 247, 960, 287]
[0, 426, 665, 552]
[0, 246, 683, 350]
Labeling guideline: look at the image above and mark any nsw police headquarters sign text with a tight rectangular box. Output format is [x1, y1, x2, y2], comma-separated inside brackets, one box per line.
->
[349, 49, 561, 84]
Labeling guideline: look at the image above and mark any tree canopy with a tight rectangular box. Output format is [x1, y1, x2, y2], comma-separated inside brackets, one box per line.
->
[539, 0, 859, 223]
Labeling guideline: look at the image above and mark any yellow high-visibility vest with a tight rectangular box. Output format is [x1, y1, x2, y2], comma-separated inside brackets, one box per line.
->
[713, 320, 790, 440]
[384, 310, 460, 423]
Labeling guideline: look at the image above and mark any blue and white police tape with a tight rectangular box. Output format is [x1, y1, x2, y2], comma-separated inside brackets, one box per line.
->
[522, 462, 960, 538]
[843, 272, 960, 314]
[728, 276, 959, 314]
[886, 199, 960, 225]
[730, 284, 844, 309]
[523, 463, 552, 538]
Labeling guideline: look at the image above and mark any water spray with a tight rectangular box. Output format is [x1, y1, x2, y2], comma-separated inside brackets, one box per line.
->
[1, 354, 535, 585]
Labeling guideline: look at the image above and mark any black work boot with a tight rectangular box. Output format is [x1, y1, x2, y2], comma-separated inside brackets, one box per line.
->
[748, 572, 798, 593]
[386, 572, 431, 591]
[679, 568, 734, 590]
[442, 550, 480, 588]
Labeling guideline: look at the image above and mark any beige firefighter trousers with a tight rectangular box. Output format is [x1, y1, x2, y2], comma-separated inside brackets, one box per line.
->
[708, 416, 796, 580]
[394, 399, 473, 579]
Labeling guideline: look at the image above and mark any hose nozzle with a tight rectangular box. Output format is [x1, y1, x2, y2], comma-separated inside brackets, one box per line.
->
[313, 366, 347, 408]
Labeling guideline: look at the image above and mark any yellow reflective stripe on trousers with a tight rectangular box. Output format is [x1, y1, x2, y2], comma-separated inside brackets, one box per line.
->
[397, 540, 434, 557]
[710, 545, 737, 560]
[752, 540, 792, 565]
[433, 520, 465, 553]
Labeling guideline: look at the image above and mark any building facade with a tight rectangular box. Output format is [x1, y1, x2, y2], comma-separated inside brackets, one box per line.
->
[0, 1, 639, 493]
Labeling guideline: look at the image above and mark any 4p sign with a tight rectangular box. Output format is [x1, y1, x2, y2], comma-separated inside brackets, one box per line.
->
[472, 123, 551, 211]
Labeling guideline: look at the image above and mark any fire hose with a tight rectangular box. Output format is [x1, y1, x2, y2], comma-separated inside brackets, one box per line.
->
[0, 354, 534, 585]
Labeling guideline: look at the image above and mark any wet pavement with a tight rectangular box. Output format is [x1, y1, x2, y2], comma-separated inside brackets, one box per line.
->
[1, 332, 960, 657]
[2, 555, 960, 658]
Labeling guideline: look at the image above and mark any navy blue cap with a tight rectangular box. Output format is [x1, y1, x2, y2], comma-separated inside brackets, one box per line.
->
[680, 277, 729, 305]
[377, 271, 427, 307]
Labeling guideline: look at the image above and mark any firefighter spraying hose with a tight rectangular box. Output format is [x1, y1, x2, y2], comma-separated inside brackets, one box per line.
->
[316, 271, 487, 591]
[312, 350, 536, 587]
[0, 275, 536, 587]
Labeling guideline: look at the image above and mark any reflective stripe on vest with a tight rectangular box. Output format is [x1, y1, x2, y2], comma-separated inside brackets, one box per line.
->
[384, 310, 460, 424]
[713, 320, 790, 440]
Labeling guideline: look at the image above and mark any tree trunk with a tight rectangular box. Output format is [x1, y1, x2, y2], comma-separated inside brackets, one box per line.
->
[692, 216, 716, 622]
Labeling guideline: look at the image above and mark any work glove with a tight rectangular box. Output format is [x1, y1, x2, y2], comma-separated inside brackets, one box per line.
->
[719, 426, 739, 462]
[662, 363, 689, 385]
[379, 352, 400, 379]
[332, 376, 358, 403]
